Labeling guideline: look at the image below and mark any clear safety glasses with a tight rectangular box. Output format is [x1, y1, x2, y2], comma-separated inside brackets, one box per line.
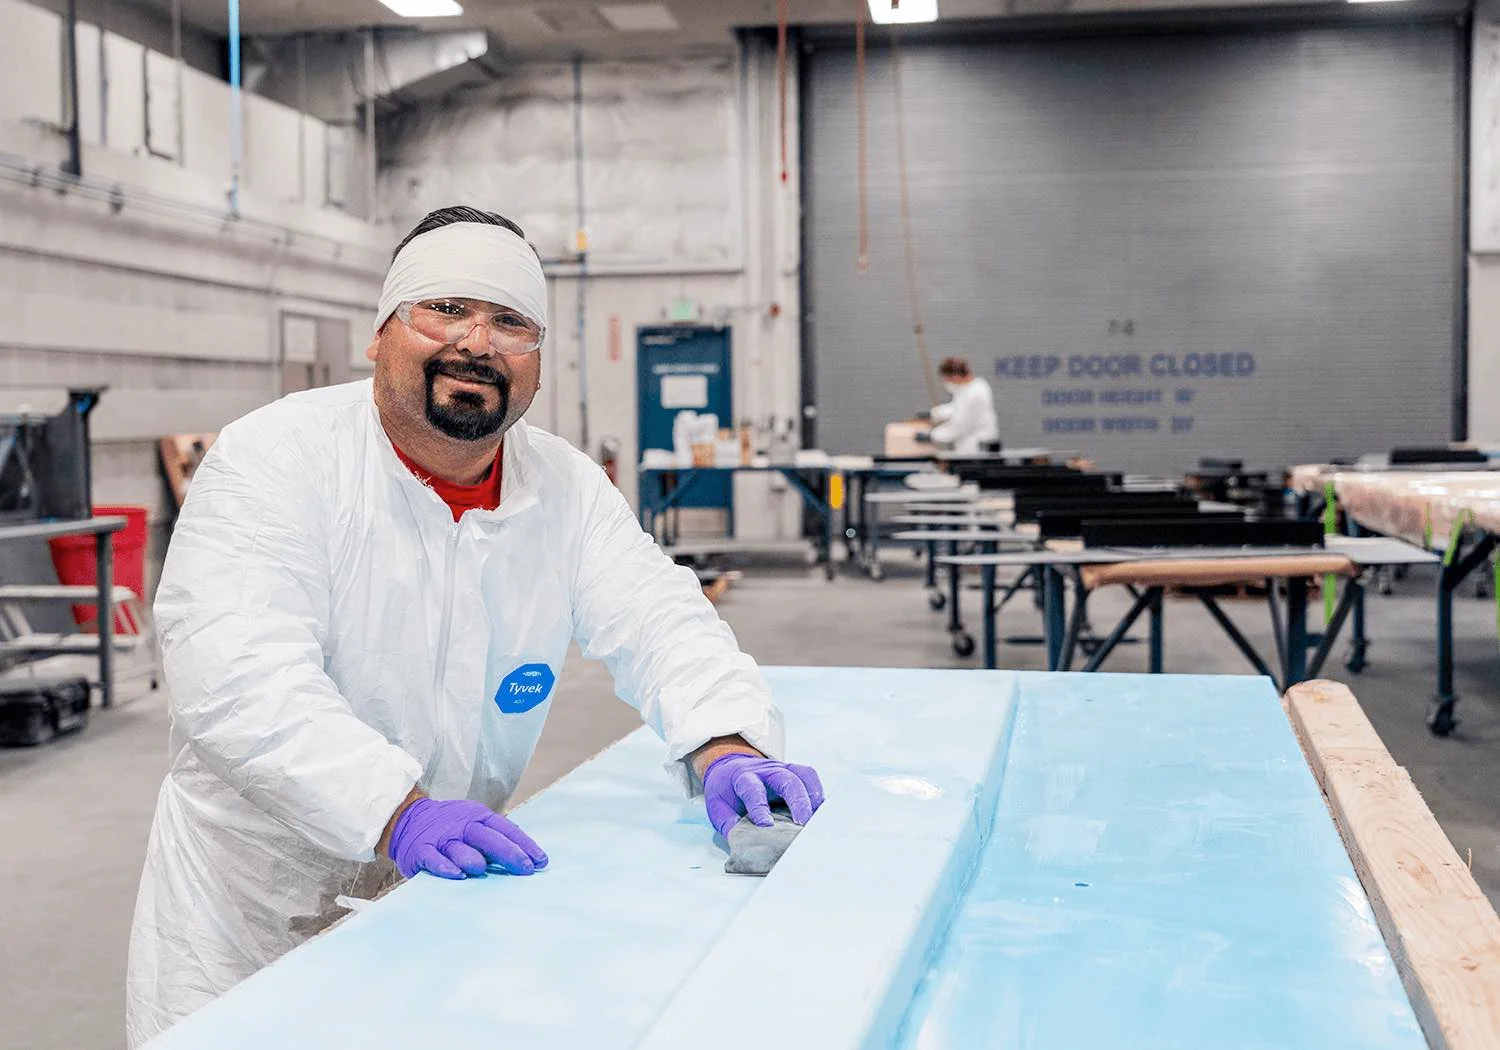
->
[395, 298, 545, 356]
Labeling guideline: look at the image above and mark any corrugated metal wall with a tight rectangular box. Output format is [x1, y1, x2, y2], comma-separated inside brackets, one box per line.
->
[804, 23, 1462, 472]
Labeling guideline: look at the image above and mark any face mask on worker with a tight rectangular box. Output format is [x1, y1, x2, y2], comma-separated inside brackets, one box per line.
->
[943, 381, 960, 395]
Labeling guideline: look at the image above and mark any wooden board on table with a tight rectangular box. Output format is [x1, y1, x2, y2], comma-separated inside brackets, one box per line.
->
[1284, 680, 1500, 1050]
[884, 420, 930, 458]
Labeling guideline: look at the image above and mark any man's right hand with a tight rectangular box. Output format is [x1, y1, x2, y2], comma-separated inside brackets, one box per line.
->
[386, 797, 549, 879]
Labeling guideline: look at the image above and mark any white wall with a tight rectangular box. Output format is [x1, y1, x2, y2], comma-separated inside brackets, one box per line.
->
[1472, 0, 1500, 444]
[2, 0, 367, 213]
[378, 45, 804, 537]
[0, 0, 386, 532]
[23, 0, 223, 78]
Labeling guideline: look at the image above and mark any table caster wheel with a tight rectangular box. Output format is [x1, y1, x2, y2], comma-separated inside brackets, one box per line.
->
[928, 590, 946, 612]
[1427, 699, 1457, 737]
[952, 632, 976, 658]
[1345, 644, 1367, 674]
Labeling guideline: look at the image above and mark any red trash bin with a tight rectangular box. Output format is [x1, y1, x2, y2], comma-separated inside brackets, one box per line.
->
[48, 505, 149, 634]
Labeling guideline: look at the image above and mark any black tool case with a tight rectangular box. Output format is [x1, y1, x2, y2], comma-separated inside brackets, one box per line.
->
[0, 675, 91, 746]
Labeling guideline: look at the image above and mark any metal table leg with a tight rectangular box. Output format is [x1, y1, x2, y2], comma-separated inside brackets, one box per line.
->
[1058, 573, 1090, 671]
[1345, 520, 1368, 673]
[1284, 576, 1309, 689]
[946, 541, 975, 657]
[842, 473, 858, 562]
[864, 480, 876, 570]
[981, 563, 997, 669]
[822, 472, 835, 580]
[1148, 588, 1164, 674]
[947, 542, 962, 628]
[1043, 566, 1066, 670]
[867, 495, 884, 580]
[1308, 580, 1360, 679]
[95, 531, 115, 709]
[1430, 531, 1496, 735]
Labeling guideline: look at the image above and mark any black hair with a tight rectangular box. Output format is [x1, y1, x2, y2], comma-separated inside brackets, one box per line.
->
[392, 205, 532, 260]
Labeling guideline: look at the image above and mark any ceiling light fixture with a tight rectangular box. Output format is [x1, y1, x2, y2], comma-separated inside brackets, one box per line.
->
[376, 0, 463, 17]
[1345, 0, 1414, 4]
[868, 0, 938, 24]
[599, 4, 680, 31]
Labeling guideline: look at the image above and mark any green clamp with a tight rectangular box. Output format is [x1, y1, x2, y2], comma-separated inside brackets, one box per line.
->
[1322, 482, 1337, 625]
[1442, 510, 1472, 568]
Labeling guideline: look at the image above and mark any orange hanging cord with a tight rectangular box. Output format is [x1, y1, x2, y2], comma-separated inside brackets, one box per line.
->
[855, 0, 868, 272]
[891, 29, 940, 406]
[777, 0, 790, 184]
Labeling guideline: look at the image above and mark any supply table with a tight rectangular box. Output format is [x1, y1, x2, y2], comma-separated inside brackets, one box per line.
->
[639, 465, 836, 579]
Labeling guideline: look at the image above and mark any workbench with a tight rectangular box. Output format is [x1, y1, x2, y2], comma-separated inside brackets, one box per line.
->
[939, 534, 1436, 688]
[142, 668, 1498, 1050]
[1289, 465, 1500, 734]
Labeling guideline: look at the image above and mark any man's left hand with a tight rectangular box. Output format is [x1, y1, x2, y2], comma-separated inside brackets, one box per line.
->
[702, 754, 825, 839]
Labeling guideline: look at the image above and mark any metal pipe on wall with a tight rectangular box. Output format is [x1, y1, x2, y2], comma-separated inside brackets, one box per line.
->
[297, 33, 308, 205]
[364, 29, 378, 221]
[99, 1, 109, 147]
[228, 0, 243, 216]
[573, 54, 590, 453]
[63, 0, 82, 177]
[172, 0, 184, 166]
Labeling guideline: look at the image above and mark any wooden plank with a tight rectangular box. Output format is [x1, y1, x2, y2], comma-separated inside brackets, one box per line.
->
[1284, 680, 1500, 1050]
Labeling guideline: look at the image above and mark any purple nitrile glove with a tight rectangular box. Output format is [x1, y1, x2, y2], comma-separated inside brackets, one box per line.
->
[702, 754, 826, 839]
[387, 798, 548, 880]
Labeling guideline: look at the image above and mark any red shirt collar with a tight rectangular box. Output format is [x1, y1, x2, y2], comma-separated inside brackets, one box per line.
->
[393, 442, 503, 522]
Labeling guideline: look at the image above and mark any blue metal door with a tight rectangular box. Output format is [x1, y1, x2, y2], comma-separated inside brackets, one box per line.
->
[637, 326, 732, 513]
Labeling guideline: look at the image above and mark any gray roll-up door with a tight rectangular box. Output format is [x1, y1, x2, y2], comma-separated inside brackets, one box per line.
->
[804, 22, 1462, 472]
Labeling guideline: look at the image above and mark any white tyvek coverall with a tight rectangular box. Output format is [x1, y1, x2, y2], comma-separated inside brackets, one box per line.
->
[126, 381, 784, 1047]
[930, 377, 1000, 456]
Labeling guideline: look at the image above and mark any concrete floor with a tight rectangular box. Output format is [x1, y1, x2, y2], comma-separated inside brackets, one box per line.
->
[2, 554, 1497, 1050]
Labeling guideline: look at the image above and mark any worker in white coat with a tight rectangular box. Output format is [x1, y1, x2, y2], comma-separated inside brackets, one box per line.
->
[927, 356, 999, 455]
[126, 206, 825, 1046]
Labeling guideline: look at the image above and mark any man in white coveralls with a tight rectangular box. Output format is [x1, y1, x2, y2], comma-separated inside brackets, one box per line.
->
[126, 205, 825, 1046]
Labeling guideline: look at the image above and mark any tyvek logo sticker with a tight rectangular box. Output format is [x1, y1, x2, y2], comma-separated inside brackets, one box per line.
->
[495, 664, 556, 714]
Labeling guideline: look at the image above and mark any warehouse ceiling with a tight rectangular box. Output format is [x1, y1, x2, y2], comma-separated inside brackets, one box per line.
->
[140, 0, 1452, 58]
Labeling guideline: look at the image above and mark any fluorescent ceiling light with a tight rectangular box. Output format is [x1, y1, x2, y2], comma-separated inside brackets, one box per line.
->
[1345, 0, 1413, 4]
[599, 3, 680, 31]
[868, 0, 938, 24]
[376, 0, 462, 17]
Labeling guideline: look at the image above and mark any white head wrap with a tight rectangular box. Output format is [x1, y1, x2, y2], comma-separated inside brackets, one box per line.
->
[374, 221, 548, 335]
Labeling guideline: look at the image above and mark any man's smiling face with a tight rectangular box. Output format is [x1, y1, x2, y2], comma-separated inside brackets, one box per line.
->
[368, 296, 541, 446]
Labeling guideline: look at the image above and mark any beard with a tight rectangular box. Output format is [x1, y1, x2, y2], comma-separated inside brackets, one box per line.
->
[423, 357, 511, 441]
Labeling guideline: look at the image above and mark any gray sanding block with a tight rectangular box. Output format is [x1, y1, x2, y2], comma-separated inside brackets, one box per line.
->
[723, 806, 803, 876]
